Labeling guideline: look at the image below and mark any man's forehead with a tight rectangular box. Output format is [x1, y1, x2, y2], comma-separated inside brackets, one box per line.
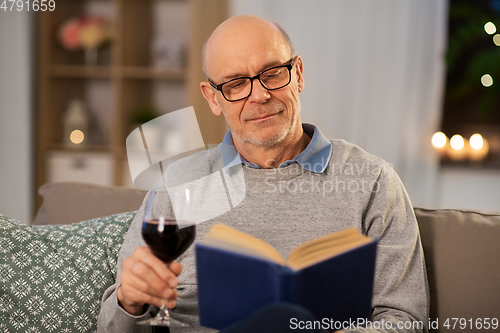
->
[206, 38, 289, 80]
[215, 53, 288, 81]
[204, 16, 289, 79]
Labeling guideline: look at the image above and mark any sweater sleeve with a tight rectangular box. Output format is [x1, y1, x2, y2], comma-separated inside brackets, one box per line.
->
[343, 163, 429, 333]
[97, 201, 156, 333]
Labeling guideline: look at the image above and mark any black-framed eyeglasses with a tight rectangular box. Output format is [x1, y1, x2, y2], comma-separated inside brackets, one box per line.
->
[208, 56, 296, 102]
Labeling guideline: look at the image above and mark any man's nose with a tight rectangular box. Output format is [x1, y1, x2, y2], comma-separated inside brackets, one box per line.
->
[247, 78, 271, 103]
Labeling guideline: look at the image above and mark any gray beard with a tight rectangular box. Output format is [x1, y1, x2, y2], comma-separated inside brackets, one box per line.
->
[217, 100, 299, 149]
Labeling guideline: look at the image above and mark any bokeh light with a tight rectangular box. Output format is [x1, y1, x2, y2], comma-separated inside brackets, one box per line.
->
[469, 134, 484, 150]
[70, 130, 84, 144]
[484, 22, 497, 35]
[450, 135, 464, 150]
[494, 34, 500, 46]
[432, 132, 447, 148]
[481, 74, 493, 87]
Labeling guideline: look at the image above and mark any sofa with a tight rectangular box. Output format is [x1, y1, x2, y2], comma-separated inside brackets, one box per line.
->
[0, 182, 499, 332]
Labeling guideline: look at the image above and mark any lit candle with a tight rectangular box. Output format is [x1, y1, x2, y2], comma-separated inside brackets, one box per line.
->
[469, 134, 489, 161]
[431, 132, 448, 158]
[448, 134, 468, 161]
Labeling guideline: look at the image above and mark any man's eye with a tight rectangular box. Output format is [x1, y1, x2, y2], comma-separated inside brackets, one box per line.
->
[263, 73, 278, 79]
[262, 69, 283, 79]
[227, 81, 245, 89]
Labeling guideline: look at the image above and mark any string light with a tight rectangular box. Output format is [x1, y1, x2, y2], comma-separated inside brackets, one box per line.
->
[484, 22, 497, 35]
[494, 34, 500, 46]
[481, 74, 493, 87]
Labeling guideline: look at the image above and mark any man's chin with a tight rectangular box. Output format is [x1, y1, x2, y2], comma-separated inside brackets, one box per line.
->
[243, 130, 288, 148]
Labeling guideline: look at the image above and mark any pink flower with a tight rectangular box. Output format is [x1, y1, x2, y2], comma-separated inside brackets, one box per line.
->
[59, 18, 82, 50]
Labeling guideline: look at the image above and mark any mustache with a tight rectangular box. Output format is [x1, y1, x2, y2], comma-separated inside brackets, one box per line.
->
[242, 104, 283, 121]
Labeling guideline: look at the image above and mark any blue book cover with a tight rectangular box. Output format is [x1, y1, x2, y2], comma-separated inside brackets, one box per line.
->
[196, 233, 377, 330]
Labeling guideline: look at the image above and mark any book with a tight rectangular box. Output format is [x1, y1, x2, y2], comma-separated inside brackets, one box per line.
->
[195, 223, 378, 330]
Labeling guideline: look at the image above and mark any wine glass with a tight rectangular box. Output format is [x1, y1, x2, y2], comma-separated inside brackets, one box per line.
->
[137, 188, 196, 327]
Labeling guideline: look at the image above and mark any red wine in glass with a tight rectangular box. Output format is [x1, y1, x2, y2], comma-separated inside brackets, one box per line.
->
[137, 189, 195, 327]
[142, 219, 195, 264]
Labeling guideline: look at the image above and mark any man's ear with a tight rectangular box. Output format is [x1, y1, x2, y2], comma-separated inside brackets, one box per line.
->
[294, 56, 305, 93]
[200, 82, 223, 116]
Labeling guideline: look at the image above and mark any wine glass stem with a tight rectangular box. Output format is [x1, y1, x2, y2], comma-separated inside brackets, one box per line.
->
[158, 303, 170, 320]
[159, 263, 171, 319]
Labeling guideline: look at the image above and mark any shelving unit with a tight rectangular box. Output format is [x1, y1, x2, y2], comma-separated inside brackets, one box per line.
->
[35, 0, 228, 209]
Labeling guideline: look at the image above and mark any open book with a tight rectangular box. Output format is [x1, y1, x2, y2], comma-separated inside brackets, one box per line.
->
[203, 223, 374, 270]
[196, 223, 378, 330]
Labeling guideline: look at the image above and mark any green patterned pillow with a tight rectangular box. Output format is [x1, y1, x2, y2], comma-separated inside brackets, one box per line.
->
[0, 211, 136, 333]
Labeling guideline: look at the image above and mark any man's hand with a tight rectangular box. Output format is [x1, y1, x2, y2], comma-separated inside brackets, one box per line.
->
[117, 246, 183, 316]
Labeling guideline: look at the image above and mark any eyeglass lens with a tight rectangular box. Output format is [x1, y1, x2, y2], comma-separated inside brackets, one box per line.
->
[222, 65, 291, 101]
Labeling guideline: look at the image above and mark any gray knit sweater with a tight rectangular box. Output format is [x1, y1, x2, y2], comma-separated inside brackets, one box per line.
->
[97, 139, 429, 333]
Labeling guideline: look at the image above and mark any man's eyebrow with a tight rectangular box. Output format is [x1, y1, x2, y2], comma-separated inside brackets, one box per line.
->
[220, 59, 286, 81]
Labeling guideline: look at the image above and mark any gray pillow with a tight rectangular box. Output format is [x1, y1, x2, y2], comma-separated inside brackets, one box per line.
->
[0, 211, 135, 332]
[33, 182, 146, 225]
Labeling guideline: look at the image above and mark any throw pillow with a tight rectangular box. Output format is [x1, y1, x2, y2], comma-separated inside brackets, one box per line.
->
[0, 211, 136, 333]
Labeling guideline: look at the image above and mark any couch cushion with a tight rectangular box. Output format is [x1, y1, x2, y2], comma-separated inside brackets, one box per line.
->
[415, 208, 500, 333]
[33, 182, 147, 225]
[0, 211, 135, 333]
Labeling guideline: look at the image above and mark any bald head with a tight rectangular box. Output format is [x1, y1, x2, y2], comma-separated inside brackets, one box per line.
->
[202, 15, 294, 78]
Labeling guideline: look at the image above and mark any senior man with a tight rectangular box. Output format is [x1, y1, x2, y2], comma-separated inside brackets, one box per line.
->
[98, 15, 429, 333]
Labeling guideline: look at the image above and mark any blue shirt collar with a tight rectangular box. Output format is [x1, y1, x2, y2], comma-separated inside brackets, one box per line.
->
[218, 123, 332, 173]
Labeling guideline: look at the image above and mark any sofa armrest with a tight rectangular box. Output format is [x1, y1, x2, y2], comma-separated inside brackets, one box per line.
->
[415, 208, 500, 332]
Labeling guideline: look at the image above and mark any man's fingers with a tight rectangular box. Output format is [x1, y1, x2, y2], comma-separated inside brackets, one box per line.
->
[125, 266, 171, 298]
[134, 247, 178, 285]
[169, 262, 183, 276]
